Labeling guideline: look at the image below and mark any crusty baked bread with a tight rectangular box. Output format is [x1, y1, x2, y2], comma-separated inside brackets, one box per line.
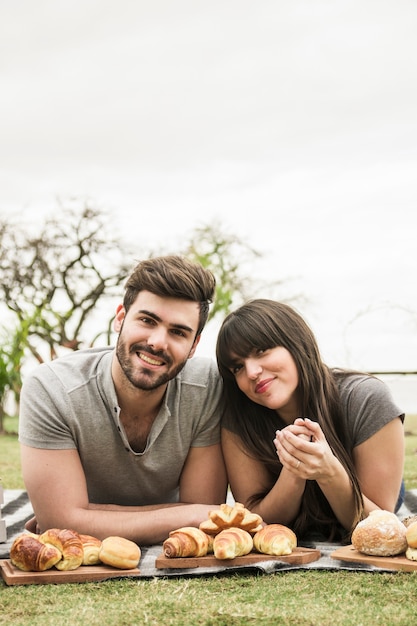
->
[163, 526, 210, 558]
[40, 528, 84, 571]
[405, 521, 417, 549]
[99, 536, 141, 569]
[10, 533, 62, 572]
[351, 510, 408, 556]
[212, 527, 253, 560]
[199, 503, 263, 535]
[79, 533, 102, 565]
[253, 524, 297, 556]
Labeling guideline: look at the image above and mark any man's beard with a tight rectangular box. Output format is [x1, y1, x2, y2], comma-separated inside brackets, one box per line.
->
[116, 333, 188, 391]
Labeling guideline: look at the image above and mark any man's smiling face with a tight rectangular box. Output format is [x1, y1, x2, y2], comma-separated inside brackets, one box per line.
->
[114, 290, 201, 391]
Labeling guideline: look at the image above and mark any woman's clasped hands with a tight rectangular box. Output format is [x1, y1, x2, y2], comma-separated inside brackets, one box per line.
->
[273, 418, 339, 483]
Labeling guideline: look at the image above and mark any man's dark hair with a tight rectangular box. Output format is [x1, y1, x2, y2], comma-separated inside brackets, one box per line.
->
[123, 255, 216, 335]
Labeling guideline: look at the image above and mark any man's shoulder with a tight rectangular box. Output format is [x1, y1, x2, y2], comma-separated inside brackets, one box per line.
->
[29, 346, 114, 384]
[178, 357, 220, 385]
[45, 346, 113, 367]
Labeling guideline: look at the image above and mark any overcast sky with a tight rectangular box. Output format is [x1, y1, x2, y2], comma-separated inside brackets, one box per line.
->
[1, 1, 417, 388]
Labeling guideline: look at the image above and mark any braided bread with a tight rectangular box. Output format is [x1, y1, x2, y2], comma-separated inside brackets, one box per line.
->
[199, 503, 263, 535]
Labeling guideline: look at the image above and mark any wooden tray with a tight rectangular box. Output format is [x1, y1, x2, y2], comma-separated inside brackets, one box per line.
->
[330, 545, 417, 572]
[155, 546, 321, 569]
[0, 559, 141, 586]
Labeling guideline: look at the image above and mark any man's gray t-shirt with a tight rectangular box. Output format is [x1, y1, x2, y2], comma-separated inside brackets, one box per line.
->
[19, 347, 222, 506]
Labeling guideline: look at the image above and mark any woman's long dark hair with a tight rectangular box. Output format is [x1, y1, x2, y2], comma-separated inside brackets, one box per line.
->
[216, 299, 364, 542]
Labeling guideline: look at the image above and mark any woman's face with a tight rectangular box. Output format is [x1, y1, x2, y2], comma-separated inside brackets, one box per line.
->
[229, 346, 300, 421]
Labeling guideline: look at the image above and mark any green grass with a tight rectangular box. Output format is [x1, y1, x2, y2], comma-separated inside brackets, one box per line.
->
[1, 414, 417, 626]
[0, 416, 22, 489]
[1, 570, 417, 626]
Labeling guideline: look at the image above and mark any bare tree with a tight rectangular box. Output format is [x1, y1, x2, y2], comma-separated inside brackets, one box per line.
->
[183, 220, 303, 318]
[0, 201, 133, 363]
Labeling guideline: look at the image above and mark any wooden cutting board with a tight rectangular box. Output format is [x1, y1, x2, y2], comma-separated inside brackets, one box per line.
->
[0, 559, 141, 586]
[155, 546, 321, 569]
[331, 545, 417, 572]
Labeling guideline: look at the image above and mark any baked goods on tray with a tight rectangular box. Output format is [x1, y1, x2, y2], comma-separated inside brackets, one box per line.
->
[164, 502, 297, 561]
[10, 529, 140, 572]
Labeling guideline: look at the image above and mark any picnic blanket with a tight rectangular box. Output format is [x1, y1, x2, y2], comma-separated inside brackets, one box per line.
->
[2, 489, 417, 577]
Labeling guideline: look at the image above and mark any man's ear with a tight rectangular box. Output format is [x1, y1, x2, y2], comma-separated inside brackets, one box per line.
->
[113, 304, 125, 333]
[188, 334, 201, 359]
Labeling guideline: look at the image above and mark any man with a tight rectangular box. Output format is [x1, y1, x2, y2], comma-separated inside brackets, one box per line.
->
[19, 255, 227, 545]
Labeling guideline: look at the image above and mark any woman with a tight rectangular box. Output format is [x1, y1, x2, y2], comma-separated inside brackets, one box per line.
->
[216, 299, 405, 542]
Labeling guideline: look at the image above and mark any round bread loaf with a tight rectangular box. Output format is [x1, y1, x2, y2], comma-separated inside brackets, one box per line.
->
[351, 510, 408, 556]
[405, 521, 417, 549]
[99, 536, 141, 569]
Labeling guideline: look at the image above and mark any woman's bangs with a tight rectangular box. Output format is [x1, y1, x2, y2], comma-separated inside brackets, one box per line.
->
[217, 322, 248, 369]
[218, 316, 272, 371]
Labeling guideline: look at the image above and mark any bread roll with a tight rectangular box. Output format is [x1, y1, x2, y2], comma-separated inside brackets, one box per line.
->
[10, 533, 62, 572]
[213, 527, 253, 560]
[351, 510, 408, 556]
[99, 536, 141, 569]
[405, 521, 417, 549]
[79, 533, 102, 565]
[199, 502, 263, 535]
[40, 528, 84, 571]
[253, 524, 297, 556]
[405, 546, 417, 561]
[163, 527, 210, 558]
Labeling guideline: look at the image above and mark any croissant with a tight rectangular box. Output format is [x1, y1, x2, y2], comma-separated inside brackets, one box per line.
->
[40, 528, 84, 570]
[10, 533, 62, 572]
[213, 527, 253, 560]
[163, 526, 210, 558]
[79, 533, 102, 565]
[199, 502, 263, 535]
[253, 524, 297, 556]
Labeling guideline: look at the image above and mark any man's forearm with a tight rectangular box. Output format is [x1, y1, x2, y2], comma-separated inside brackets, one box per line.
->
[29, 502, 217, 545]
